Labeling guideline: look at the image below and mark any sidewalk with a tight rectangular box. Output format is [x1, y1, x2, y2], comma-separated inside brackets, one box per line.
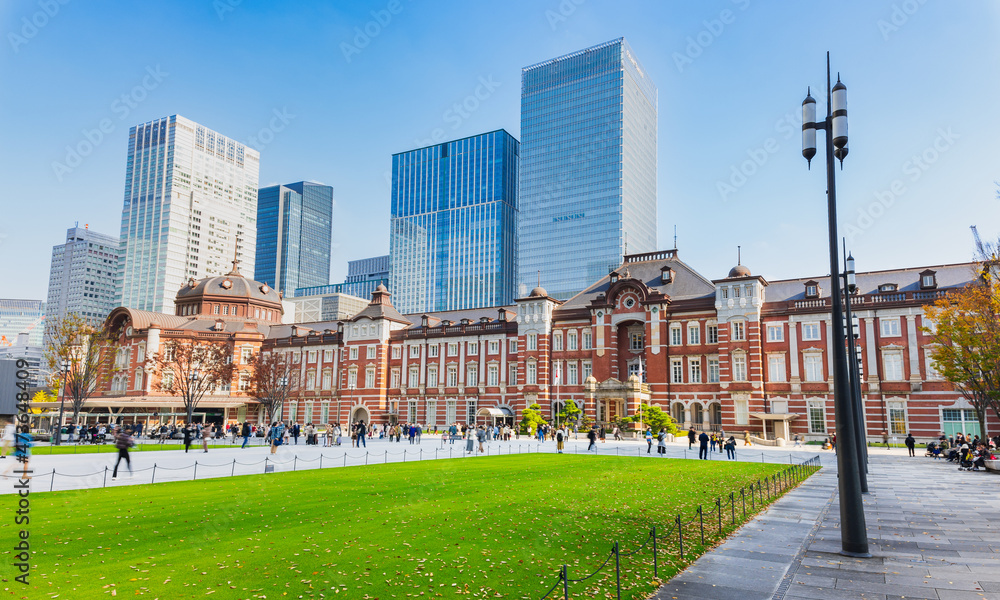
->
[653, 451, 1000, 600]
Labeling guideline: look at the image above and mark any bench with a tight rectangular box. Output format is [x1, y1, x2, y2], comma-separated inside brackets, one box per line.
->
[984, 459, 1000, 473]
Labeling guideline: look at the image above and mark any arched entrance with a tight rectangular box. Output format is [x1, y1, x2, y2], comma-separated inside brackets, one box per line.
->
[691, 402, 704, 429]
[710, 403, 723, 429]
[672, 402, 685, 425]
[350, 406, 370, 425]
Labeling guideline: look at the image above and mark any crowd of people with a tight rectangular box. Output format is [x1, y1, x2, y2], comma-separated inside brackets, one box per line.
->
[924, 432, 999, 471]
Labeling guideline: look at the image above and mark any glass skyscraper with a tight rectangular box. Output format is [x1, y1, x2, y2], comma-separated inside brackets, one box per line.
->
[390, 130, 519, 314]
[116, 115, 260, 314]
[519, 38, 657, 300]
[254, 181, 334, 295]
[46, 225, 120, 329]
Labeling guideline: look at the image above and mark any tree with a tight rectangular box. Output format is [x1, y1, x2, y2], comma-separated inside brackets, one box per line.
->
[520, 402, 547, 435]
[635, 403, 679, 435]
[248, 350, 299, 423]
[924, 273, 1000, 438]
[44, 312, 120, 428]
[557, 398, 582, 426]
[149, 339, 234, 424]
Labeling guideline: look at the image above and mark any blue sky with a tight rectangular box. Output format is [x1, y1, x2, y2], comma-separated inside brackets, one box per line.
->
[2, 0, 999, 301]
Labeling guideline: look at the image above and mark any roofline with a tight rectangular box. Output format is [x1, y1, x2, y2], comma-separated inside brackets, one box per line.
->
[522, 37, 625, 72]
[766, 261, 977, 285]
[392, 128, 519, 157]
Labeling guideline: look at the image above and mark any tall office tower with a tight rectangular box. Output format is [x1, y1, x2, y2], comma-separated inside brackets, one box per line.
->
[518, 38, 657, 300]
[115, 115, 260, 314]
[0, 300, 45, 348]
[390, 130, 519, 314]
[254, 181, 334, 294]
[46, 224, 120, 329]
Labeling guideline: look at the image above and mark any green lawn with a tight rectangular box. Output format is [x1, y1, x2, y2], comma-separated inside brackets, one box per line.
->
[18, 455, 814, 599]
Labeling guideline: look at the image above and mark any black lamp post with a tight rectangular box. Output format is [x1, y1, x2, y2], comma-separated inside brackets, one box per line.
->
[801, 52, 870, 557]
[842, 250, 869, 492]
[54, 359, 70, 445]
[188, 369, 199, 424]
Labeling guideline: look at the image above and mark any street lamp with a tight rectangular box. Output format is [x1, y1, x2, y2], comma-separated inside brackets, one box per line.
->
[188, 369, 199, 425]
[278, 375, 289, 422]
[54, 359, 70, 445]
[801, 53, 870, 558]
[842, 249, 870, 491]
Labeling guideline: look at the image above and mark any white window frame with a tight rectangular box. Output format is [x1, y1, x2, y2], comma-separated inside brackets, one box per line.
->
[807, 400, 827, 434]
[467, 364, 478, 387]
[367, 346, 376, 359]
[582, 330, 592, 350]
[883, 351, 904, 381]
[489, 340, 499, 354]
[448, 342, 459, 357]
[708, 358, 720, 383]
[427, 366, 439, 388]
[881, 317, 901, 337]
[688, 358, 702, 383]
[527, 334, 537, 351]
[446, 365, 458, 387]
[487, 364, 498, 386]
[552, 334, 563, 352]
[688, 324, 700, 345]
[408, 366, 419, 388]
[508, 363, 517, 385]
[429, 344, 439, 358]
[731, 353, 747, 381]
[768, 355, 786, 382]
[887, 400, 907, 435]
[734, 397, 749, 425]
[582, 361, 592, 381]
[803, 352, 824, 382]
[567, 331, 578, 351]
[766, 324, 784, 342]
[671, 359, 683, 383]
[349, 347, 358, 360]
[567, 362, 578, 385]
[409, 345, 420, 358]
[801, 322, 821, 341]
[670, 325, 683, 346]
[390, 369, 400, 389]
[365, 366, 375, 389]
[707, 323, 719, 344]
[467, 341, 479, 355]
[731, 320, 745, 341]
[527, 362, 537, 385]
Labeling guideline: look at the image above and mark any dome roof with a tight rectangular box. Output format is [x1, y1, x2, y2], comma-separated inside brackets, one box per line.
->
[176, 273, 283, 306]
[376, 283, 388, 292]
[530, 286, 547, 297]
[728, 264, 752, 278]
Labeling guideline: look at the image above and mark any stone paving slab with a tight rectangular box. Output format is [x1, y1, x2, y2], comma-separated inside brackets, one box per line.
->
[652, 451, 1000, 600]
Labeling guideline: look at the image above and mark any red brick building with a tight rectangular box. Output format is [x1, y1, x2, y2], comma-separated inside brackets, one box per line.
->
[85, 252, 993, 442]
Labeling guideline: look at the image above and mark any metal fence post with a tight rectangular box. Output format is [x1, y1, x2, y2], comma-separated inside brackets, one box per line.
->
[716, 497, 722, 532]
[698, 506, 704, 546]
[730, 492, 735, 524]
[103, 466, 108, 487]
[50, 469, 55, 492]
[193, 461, 198, 480]
[293, 456, 297, 471]
[343, 453, 346, 467]
[652, 526, 658, 579]
[264, 457, 269, 473]
[677, 514, 684, 560]
[231, 459, 236, 477]
[614, 542, 621, 600]
[320, 454, 323, 469]
[151, 463, 156, 484]
[741, 488, 746, 519]
[366, 452, 369, 465]
[562, 564, 569, 599]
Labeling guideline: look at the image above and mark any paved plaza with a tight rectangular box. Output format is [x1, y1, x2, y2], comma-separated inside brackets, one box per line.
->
[11, 438, 999, 599]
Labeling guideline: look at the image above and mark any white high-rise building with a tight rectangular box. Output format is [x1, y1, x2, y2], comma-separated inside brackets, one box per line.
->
[46, 224, 120, 329]
[115, 115, 261, 314]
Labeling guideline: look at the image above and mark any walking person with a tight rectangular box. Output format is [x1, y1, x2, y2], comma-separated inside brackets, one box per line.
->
[587, 427, 597, 452]
[449, 423, 458, 444]
[657, 428, 667, 456]
[645, 428, 653, 454]
[688, 427, 696, 450]
[556, 426, 566, 454]
[725, 435, 736, 460]
[905, 432, 916, 457]
[793, 433, 802, 448]
[111, 426, 134, 480]
[698, 430, 710, 460]
[182, 425, 193, 453]
[743, 430, 752, 446]
[882, 431, 890, 450]
[270, 421, 285, 454]
[240, 421, 251, 449]
[465, 428, 475, 454]
[292, 422, 301, 445]
[356, 420, 367, 448]
[476, 426, 487, 453]
[202, 424, 211, 452]
[0, 420, 15, 459]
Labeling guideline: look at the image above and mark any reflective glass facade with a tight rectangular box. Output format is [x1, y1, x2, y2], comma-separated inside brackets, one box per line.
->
[254, 181, 334, 294]
[116, 115, 260, 314]
[519, 38, 657, 300]
[46, 226, 120, 329]
[390, 130, 519, 314]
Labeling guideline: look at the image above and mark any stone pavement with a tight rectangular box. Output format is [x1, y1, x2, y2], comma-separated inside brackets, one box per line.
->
[653, 450, 1000, 600]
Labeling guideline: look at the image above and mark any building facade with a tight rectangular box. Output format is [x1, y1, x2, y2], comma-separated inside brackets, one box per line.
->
[518, 37, 658, 300]
[289, 291, 370, 323]
[389, 130, 519, 314]
[46, 225, 120, 329]
[0, 299, 45, 348]
[71, 251, 992, 444]
[254, 181, 334, 295]
[115, 115, 260, 315]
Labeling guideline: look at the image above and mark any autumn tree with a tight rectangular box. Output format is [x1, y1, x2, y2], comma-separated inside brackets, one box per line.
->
[248, 350, 299, 423]
[149, 339, 234, 424]
[44, 312, 120, 432]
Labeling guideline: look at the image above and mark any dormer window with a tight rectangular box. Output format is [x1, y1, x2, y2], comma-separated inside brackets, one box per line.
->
[660, 267, 674, 284]
[804, 280, 820, 299]
[919, 270, 937, 289]
[878, 283, 898, 293]
[214, 319, 225, 331]
[609, 271, 619, 283]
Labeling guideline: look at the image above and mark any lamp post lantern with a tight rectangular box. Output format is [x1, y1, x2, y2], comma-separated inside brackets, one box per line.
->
[54, 359, 70, 445]
[800, 52, 870, 557]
